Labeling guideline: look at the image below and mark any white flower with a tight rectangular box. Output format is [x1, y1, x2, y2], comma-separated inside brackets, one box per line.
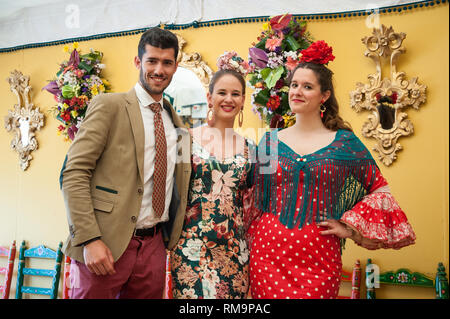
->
[283, 50, 298, 59]
[63, 71, 78, 86]
[181, 238, 202, 261]
[202, 269, 220, 299]
[238, 239, 249, 265]
[181, 288, 198, 298]
[202, 279, 217, 299]
[229, 60, 239, 68]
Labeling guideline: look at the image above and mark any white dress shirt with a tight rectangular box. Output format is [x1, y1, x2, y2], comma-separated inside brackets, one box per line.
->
[134, 82, 177, 229]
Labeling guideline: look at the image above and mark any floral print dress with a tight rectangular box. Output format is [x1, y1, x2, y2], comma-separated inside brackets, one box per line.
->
[171, 138, 254, 299]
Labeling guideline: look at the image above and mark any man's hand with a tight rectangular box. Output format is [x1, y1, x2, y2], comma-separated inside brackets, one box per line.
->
[83, 239, 116, 276]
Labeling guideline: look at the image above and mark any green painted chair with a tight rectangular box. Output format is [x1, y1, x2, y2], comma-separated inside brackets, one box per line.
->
[15, 241, 63, 299]
[365, 258, 449, 299]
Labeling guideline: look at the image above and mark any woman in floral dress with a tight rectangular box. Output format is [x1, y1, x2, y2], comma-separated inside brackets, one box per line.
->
[248, 41, 416, 299]
[171, 53, 255, 299]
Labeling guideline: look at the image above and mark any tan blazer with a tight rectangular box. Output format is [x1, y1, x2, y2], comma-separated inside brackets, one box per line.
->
[61, 88, 191, 263]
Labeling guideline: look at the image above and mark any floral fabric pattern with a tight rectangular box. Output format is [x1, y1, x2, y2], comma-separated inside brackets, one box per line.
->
[171, 139, 253, 299]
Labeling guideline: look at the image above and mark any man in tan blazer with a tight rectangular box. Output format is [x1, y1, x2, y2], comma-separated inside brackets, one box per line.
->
[61, 27, 191, 298]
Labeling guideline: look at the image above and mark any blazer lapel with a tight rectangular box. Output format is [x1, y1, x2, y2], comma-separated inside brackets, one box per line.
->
[125, 88, 145, 183]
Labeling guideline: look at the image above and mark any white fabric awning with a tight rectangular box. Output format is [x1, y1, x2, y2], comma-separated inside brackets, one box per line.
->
[0, 0, 430, 51]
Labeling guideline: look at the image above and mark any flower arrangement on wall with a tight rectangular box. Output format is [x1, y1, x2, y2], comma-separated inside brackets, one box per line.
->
[43, 42, 111, 141]
[247, 14, 314, 128]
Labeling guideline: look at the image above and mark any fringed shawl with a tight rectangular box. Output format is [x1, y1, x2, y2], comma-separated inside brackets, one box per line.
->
[253, 129, 379, 230]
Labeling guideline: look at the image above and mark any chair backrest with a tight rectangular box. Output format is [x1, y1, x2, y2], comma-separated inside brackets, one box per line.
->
[0, 240, 16, 299]
[337, 259, 361, 299]
[435, 263, 449, 299]
[365, 258, 449, 299]
[62, 256, 71, 299]
[15, 241, 63, 299]
[163, 249, 173, 299]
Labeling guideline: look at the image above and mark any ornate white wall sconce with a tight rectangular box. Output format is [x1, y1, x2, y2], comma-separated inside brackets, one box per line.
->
[4, 70, 44, 170]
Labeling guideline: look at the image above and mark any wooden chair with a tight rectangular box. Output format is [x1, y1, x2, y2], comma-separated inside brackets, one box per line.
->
[337, 259, 362, 299]
[62, 256, 71, 299]
[0, 240, 16, 299]
[15, 241, 63, 299]
[365, 258, 449, 299]
[163, 249, 173, 299]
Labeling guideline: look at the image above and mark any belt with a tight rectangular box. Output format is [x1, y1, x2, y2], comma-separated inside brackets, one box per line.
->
[134, 224, 161, 237]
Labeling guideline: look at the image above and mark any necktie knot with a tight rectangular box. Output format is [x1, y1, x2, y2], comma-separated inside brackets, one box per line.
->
[149, 102, 162, 113]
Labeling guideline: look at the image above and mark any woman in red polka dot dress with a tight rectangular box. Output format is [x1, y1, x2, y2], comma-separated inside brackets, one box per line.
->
[247, 41, 416, 299]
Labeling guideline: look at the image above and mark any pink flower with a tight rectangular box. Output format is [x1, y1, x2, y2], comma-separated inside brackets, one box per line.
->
[265, 37, 283, 51]
[212, 170, 238, 200]
[286, 56, 299, 71]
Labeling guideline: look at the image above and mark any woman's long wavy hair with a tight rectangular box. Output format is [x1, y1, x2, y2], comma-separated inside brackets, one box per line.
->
[288, 62, 353, 132]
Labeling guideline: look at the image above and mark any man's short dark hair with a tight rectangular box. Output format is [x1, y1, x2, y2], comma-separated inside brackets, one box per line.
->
[138, 27, 179, 61]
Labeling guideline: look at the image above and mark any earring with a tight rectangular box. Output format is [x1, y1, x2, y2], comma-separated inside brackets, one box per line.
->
[207, 106, 215, 127]
[238, 109, 244, 127]
[320, 100, 326, 119]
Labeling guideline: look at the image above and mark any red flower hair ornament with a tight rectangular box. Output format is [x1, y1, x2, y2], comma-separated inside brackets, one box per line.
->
[299, 40, 335, 65]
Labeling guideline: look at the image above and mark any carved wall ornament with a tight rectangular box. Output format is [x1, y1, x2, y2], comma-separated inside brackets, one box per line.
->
[350, 25, 426, 166]
[175, 34, 213, 91]
[4, 70, 44, 170]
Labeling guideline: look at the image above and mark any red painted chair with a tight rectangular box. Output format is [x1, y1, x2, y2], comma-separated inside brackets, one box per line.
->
[337, 259, 361, 299]
[62, 256, 71, 299]
[0, 240, 16, 299]
[163, 250, 173, 299]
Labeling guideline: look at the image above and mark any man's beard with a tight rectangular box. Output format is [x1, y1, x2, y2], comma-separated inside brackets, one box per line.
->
[139, 69, 167, 96]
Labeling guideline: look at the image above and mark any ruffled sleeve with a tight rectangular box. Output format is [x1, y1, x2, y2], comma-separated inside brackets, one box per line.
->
[340, 167, 416, 249]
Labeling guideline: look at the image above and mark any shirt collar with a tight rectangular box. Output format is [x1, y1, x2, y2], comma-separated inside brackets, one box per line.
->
[134, 82, 163, 109]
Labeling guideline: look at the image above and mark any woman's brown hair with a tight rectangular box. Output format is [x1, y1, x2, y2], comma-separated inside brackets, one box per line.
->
[288, 62, 352, 132]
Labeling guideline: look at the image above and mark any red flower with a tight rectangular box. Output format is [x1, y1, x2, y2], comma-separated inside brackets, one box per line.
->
[376, 93, 382, 102]
[391, 92, 398, 104]
[270, 14, 292, 31]
[69, 97, 76, 106]
[61, 112, 71, 122]
[300, 40, 335, 65]
[274, 79, 285, 90]
[267, 95, 281, 111]
[270, 114, 285, 128]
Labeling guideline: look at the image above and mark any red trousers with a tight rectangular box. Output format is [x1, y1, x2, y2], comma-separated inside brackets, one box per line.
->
[69, 232, 166, 299]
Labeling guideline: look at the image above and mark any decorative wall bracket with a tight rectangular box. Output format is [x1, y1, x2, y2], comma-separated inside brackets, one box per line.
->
[350, 25, 426, 166]
[4, 70, 44, 170]
[175, 34, 213, 91]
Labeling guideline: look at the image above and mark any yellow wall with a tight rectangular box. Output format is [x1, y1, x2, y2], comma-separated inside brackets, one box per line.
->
[0, 4, 448, 299]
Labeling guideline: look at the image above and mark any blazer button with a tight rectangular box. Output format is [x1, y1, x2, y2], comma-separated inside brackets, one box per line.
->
[138, 188, 143, 195]
[131, 216, 137, 223]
